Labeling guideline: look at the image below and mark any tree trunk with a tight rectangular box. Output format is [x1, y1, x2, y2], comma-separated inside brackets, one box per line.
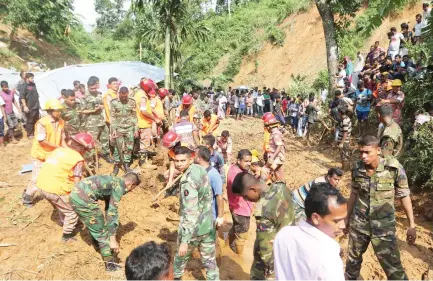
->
[9, 27, 16, 49]
[316, 0, 338, 94]
[164, 25, 171, 89]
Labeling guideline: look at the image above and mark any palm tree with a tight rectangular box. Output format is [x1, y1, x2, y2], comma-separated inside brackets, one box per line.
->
[134, 0, 210, 88]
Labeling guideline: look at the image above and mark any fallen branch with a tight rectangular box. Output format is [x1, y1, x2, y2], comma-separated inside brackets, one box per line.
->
[19, 213, 42, 232]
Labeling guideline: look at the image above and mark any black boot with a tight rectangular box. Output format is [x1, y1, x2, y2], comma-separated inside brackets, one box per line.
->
[102, 256, 120, 272]
[22, 190, 33, 207]
[111, 164, 120, 176]
[101, 154, 114, 164]
[62, 233, 76, 242]
[138, 152, 147, 166]
[123, 163, 132, 173]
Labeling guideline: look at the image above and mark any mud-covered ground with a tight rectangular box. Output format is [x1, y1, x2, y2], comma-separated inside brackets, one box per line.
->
[1, 117, 433, 280]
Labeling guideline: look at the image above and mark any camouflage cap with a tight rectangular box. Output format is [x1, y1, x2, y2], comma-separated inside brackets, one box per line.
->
[378, 103, 394, 117]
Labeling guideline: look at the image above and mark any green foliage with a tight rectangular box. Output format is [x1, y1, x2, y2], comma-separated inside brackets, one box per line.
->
[94, 0, 126, 34]
[266, 26, 286, 46]
[180, 0, 311, 86]
[287, 74, 312, 97]
[312, 70, 330, 91]
[400, 122, 433, 189]
[0, 0, 76, 40]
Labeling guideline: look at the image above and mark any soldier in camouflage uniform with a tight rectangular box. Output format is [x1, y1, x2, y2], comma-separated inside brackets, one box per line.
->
[109, 87, 138, 175]
[61, 89, 82, 140]
[345, 135, 416, 280]
[81, 77, 112, 164]
[70, 173, 140, 271]
[231, 172, 294, 280]
[377, 104, 403, 158]
[172, 146, 219, 280]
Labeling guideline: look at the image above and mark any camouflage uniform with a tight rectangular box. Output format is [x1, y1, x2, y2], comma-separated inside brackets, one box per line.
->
[109, 98, 138, 164]
[81, 92, 110, 155]
[346, 158, 410, 280]
[378, 120, 403, 158]
[174, 163, 219, 280]
[61, 102, 82, 140]
[70, 175, 127, 257]
[251, 182, 294, 280]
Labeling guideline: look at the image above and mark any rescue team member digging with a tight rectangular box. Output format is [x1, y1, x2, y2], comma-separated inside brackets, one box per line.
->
[176, 95, 196, 123]
[22, 99, 66, 207]
[345, 135, 416, 280]
[70, 172, 141, 271]
[172, 146, 219, 280]
[201, 109, 220, 136]
[36, 133, 94, 242]
[232, 172, 294, 280]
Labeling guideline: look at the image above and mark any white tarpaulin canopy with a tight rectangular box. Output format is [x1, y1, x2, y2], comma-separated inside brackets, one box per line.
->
[0, 61, 166, 108]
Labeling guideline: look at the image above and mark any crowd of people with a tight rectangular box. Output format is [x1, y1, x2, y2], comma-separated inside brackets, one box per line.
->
[0, 3, 430, 280]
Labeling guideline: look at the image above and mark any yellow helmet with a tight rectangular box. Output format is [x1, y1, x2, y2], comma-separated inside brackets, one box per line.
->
[391, 79, 402, 87]
[251, 149, 260, 163]
[44, 99, 65, 111]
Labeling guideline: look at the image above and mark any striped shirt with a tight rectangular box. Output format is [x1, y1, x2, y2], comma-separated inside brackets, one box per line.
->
[337, 116, 352, 143]
[292, 176, 328, 208]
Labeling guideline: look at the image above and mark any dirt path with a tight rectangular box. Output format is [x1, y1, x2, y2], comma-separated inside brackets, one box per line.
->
[0, 117, 432, 279]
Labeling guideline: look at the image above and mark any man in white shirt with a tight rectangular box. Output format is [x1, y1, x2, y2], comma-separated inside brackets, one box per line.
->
[274, 183, 347, 281]
[255, 90, 265, 116]
[413, 14, 426, 44]
[336, 64, 347, 88]
[423, 2, 431, 25]
[388, 27, 406, 59]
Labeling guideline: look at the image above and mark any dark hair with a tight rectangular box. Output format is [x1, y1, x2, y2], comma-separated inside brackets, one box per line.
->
[108, 77, 118, 84]
[423, 3, 429, 7]
[202, 134, 216, 147]
[357, 80, 365, 88]
[196, 145, 211, 162]
[378, 104, 394, 117]
[1, 80, 8, 87]
[395, 54, 401, 59]
[334, 90, 342, 97]
[400, 23, 409, 30]
[309, 96, 314, 102]
[123, 172, 141, 186]
[174, 145, 192, 157]
[79, 84, 85, 89]
[64, 89, 75, 97]
[232, 172, 258, 195]
[73, 80, 80, 87]
[390, 27, 397, 32]
[416, 13, 422, 18]
[180, 109, 189, 118]
[305, 183, 347, 219]
[203, 110, 211, 118]
[221, 130, 230, 138]
[125, 241, 171, 280]
[119, 86, 129, 94]
[20, 71, 26, 78]
[87, 77, 98, 87]
[26, 73, 34, 78]
[237, 149, 252, 160]
[358, 135, 380, 147]
[338, 107, 348, 115]
[61, 89, 67, 96]
[327, 168, 344, 178]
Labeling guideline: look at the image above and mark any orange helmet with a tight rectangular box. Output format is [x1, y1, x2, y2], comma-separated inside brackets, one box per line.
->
[162, 131, 182, 149]
[147, 89, 157, 98]
[182, 95, 193, 105]
[264, 115, 279, 126]
[262, 112, 274, 121]
[158, 88, 169, 99]
[71, 133, 95, 149]
[140, 78, 157, 94]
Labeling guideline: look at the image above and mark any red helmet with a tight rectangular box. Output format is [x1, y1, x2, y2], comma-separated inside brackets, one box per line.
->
[182, 95, 193, 105]
[147, 89, 157, 98]
[71, 133, 95, 149]
[140, 78, 157, 94]
[162, 131, 182, 149]
[264, 115, 279, 126]
[158, 88, 169, 99]
[262, 112, 274, 121]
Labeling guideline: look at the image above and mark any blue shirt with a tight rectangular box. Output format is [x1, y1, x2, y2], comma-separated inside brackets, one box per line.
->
[210, 150, 226, 182]
[355, 88, 372, 112]
[206, 166, 223, 220]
